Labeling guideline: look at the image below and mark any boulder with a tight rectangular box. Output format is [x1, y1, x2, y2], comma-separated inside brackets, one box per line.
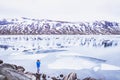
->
[48, 76, 50, 78]
[25, 72, 35, 75]
[25, 72, 36, 80]
[0, 63, 17, 70]
[0, 65, 31, 80]
[51, 76, 58, 80]
[63, 72, 77, 80]
[59, 74, 64, 80]
[0, 60, 3, 64]
[13, 64, 18, 70]
[35, 73, 41, 80]
[83, 77, 96, 80]
[42, 73, 47, 80]
[60, 74, 64, 78]
[0, 68, 32, 80]
[17, 66, 25, 72]
[0, 74, 7, 80]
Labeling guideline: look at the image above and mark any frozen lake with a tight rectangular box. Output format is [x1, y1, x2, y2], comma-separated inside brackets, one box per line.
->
[0, 35, 120, 80]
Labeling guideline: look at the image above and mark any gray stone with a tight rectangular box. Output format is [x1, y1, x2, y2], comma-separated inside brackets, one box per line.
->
[0, 60, 3, 64]
[17, 66, 25, 72]
[0, 63, 17, 70]
[63, 72, 77, 80]
[83, 77, 96, 80]
[0, 66, 31, 80]
[51, 76, 57, 80]
[0, 74, 7, 80]
[35, 73, 41, 80]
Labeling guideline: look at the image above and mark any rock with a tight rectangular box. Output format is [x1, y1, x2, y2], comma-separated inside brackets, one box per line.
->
[0, 68, 31, 80]
[0, 60, 3, 64]
[60, 74, 64, 78]
[35, 73, 41, 80]
[83, 77, 96, 80]
[48, 76, 50, 78]
[0, 74, 7, 80]
[51, 76, 58, 80]
[0, 63, 17, 70]
[25, 72, 34, 75]
[0, 65, 31, 80]
[59, 74, 64, 80]
[63, 72, 77, 80]
[42, 73, 47, 80]
[13, 64, 18, 69]
[17, 66, 25, 72]
[25, 72, 36, 80]
[57, 76, 59, 78]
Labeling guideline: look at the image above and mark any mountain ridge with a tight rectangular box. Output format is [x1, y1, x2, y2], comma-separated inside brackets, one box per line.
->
[0, 17, 120, 35]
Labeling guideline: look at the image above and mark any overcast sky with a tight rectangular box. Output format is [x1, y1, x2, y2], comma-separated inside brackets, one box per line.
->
[0, 0, 120, 21]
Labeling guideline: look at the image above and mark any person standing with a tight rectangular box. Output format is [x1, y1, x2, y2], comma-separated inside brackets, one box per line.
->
[36, 59, 41, 73]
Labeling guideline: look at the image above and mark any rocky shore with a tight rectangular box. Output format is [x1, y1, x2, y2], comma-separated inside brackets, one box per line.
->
[0, 59, 99, 80]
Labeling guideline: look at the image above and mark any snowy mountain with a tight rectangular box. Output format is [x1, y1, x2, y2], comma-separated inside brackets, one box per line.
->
[0, 17, 120, 35]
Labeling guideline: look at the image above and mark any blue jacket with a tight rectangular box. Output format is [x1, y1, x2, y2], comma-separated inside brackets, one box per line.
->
[36, 61, 41, 68]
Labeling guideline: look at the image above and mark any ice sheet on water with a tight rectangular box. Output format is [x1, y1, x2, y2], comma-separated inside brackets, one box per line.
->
[0, 35, 120, 80]
[0, 35, 120, 51]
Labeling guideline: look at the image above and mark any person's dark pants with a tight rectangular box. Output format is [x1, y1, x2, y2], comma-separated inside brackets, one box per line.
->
[37, 67, 40, 73]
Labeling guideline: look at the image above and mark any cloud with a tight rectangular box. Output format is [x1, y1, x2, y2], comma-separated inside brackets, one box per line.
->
[0, 0, 120, 21]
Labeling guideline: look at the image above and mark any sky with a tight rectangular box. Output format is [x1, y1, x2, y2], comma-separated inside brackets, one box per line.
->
[0, 0, 120, 22]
